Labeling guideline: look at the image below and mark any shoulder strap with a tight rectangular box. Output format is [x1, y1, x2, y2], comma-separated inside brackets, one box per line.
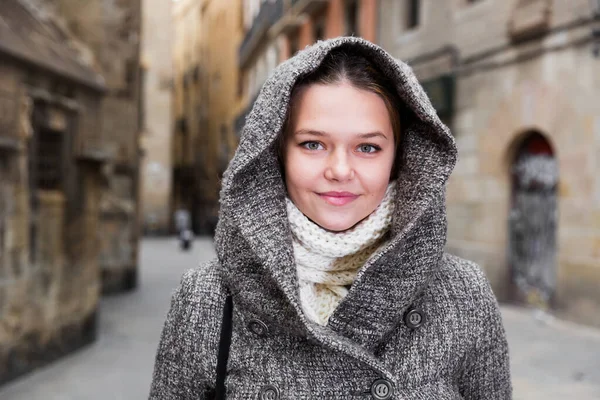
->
[214, 295, 233, 400]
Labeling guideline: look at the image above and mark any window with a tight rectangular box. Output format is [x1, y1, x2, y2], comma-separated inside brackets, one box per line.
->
[36, 129, 64, 190]
[345, 0, 359, 36]
[406, 0, 420, 30]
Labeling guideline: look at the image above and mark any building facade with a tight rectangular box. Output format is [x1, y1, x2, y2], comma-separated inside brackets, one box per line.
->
[379, 0, 600, 326]
[172, 0, 243, 235]
[235, 0, 378, 136]
[33, 0, 144, 292]
[0, 0, 107, 384]
[139, 0, 174, 235]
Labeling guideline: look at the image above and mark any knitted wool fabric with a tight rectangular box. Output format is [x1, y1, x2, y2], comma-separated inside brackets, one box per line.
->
[151, 38, 512, 400]
[286, 182, 396, 325]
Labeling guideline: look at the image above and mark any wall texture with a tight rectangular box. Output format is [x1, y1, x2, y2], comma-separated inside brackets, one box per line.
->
[0, 1, 105, 381]
[379, 0, 600, 326]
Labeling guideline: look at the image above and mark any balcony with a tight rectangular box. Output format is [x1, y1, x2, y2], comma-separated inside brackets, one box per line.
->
[239, 0, 284, 68]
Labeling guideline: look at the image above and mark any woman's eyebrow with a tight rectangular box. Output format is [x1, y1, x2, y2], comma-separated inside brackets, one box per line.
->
[295, 129, 327, 137]
[357, 132, 388, 140]
[295, 130, 388, 140]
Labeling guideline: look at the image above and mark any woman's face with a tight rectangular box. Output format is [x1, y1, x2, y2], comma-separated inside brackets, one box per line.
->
[284, 81, 396, 232]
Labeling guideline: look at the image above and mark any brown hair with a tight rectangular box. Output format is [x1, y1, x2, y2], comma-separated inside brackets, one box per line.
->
[277, 47, 406, 179]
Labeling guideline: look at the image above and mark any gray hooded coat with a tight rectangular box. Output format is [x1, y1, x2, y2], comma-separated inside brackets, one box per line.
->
[149, 37, 512, 400]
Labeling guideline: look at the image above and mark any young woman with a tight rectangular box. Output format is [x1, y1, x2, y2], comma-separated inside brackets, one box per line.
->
[149, 37, 512, 399]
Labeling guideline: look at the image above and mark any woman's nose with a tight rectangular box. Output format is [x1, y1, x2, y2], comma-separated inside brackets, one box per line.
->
[324, 151, 354, 181]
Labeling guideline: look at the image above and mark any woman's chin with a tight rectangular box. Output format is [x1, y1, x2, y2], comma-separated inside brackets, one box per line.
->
[314, 217, 360, 233]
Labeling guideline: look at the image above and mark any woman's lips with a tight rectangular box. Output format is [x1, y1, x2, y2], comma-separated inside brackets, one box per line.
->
[318, 191, 359, 206]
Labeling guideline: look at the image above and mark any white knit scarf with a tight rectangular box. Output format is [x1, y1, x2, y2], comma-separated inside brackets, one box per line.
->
[286, 182, 396, 325]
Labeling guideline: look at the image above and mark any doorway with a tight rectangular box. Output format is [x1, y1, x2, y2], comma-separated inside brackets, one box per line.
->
[508, 131, 558, 308]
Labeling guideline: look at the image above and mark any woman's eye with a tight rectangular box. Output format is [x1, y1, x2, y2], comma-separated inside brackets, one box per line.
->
[301, 141, 323, 151]
[358, 144, 380, 153]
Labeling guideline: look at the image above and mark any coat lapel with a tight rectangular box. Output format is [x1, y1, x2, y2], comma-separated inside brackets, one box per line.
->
[326, 196, 447, 351]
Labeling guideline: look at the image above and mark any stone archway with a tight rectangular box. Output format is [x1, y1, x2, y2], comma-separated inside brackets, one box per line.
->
[508, 131, 558, 308]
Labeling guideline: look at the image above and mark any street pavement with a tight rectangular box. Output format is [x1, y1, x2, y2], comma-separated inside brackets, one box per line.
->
[0, 237, 599, 399]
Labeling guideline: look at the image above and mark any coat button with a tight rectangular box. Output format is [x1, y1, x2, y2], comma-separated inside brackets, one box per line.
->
[259, 384, 280, 400]
[248, 318, 269, 336]
[371, 379, 394, 400]
[404, 307, 425, 329]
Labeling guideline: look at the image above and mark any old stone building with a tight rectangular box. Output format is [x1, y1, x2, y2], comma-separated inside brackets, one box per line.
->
[0, 0, 107, 384]
[172, 0, 243, 235]
[235, 0, 378, 136]
[379, 0, 600, 326]
[28, 0, 144, 292]
[139, 0, 173, 235]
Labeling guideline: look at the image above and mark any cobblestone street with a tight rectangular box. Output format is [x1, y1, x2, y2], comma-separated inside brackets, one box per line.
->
[0, 238, 599, 399]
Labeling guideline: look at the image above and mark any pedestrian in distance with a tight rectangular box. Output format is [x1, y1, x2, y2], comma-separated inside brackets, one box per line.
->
[149, 37, 512, 399]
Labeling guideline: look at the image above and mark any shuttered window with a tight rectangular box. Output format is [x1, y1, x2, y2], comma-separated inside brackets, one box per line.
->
[36, 129, 64, 190]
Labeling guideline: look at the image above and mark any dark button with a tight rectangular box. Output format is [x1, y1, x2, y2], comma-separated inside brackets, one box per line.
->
[259, 384, 280, 400]
[248, 318, 269, 336]
[371, 379, 394, 400]
[404, 308, 425, 329]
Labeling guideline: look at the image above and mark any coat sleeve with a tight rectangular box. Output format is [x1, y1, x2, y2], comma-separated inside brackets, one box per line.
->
[458, 268, 513, 400]
[149, 264, 226, 399]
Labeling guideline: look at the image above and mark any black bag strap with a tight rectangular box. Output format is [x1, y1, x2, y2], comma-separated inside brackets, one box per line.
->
[214, 295, 233, 400]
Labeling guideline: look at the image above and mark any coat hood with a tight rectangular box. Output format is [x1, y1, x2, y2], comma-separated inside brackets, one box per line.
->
[214, 37, 457, 365]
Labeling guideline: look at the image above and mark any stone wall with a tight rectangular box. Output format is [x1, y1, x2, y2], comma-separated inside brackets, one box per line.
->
[447, 43, 600, 324]
[0, 34, 105, 381]
[0, 138, 103, 384]
[379, 0, 600, 326]
[39, 0, 143, 291]
[0, 126, 101, 386]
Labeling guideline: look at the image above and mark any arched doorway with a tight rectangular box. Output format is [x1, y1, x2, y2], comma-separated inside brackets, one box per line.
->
[508, 131, 558, 309]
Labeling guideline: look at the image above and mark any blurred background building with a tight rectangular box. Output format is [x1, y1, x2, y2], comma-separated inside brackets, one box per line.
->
[378, 0, 600, 326]
[171, 0, 242, 235]
[139, 0, 174, 236]
[20, 0, 145, 294]
[0, 0, 145, 383]
[56, 0, 143, 295]
[0, 0, 106, 384]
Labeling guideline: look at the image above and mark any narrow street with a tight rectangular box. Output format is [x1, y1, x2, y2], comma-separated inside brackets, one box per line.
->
[0, 238, 599, 399]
